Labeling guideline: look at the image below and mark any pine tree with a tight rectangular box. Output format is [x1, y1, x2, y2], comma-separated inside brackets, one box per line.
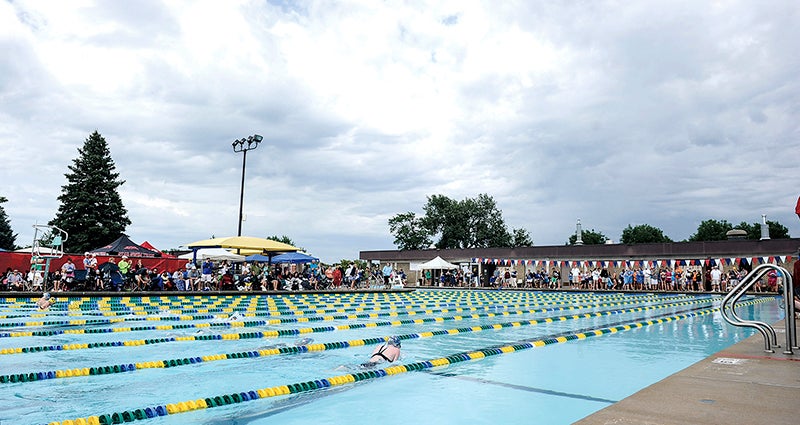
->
[0, 196, 17, 250]
[49, 131, 131, 253]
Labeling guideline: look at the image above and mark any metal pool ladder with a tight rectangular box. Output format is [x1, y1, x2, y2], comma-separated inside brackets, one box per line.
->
[720, 263, 797, 354]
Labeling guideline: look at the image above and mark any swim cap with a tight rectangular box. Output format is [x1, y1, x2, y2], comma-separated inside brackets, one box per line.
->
[387, 336, 401, 347]
[43, 292, 51, 300]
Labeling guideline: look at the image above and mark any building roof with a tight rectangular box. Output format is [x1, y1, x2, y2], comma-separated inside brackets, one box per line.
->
[360, 238, 800, 263]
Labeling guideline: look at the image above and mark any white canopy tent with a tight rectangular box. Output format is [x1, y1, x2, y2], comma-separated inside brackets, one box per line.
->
[178, 248, 245, 262]
[416, 256, 459, 287]
[419, 256, 459, 270]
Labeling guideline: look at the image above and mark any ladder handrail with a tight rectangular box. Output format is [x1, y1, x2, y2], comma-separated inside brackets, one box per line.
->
[721, 263, 796, 355]
[721, 264, 777, 352]
[722, 265, 778, 348]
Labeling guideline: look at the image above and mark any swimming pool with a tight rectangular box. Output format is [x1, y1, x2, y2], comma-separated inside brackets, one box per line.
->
[0, 290, 783, 425]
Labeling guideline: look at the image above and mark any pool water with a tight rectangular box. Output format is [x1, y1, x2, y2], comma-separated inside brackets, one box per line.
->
[0, 290, 783, 425]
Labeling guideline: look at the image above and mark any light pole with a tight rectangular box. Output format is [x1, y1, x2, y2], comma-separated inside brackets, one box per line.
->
[232, 134, 263, 236]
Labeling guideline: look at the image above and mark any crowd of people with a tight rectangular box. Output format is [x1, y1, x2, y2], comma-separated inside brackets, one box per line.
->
[0, 252, 793, 297]
[563, 265, 758, 292]
[424, 264, 790, 294]
[0, 255, 409, 293]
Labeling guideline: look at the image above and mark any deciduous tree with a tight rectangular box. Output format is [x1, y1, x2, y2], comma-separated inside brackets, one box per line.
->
[388, 212, 432, 250]
[511, 228, 534, 247]
[735, 221, 790, 239]
[567, 229, 607, 245]
[689, 219, 732, 241]
[389, 193, 519, 250]
[620, 224, 672, 244]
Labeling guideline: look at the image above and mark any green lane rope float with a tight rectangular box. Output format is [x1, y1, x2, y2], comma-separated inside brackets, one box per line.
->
[0, 295, 718, 357]
[2, 295, 746, 384]
[1, 293, 702, 342]
[2, 292, 692, 324]
[1, 292, 696, 322]
[44, 296, 772, 425]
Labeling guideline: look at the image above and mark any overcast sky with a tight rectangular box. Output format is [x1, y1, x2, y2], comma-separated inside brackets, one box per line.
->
[1, 0, 799, 263]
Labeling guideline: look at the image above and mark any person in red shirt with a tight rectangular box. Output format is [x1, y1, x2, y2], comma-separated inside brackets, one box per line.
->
[793, 255, 800, 318]
[794, 195, 800, 316]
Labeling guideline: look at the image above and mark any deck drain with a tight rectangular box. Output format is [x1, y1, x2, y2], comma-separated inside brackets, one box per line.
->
[712, 357, 747, 365]
[699, 399, 716, 404]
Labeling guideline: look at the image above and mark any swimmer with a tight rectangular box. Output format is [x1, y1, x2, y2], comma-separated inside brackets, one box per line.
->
[360, 336, 401, 368]
[211, 312, 243, 323]
[37, 293, 55, 310]
[295, 337, 313, 346]
[259, 338, 314, 350]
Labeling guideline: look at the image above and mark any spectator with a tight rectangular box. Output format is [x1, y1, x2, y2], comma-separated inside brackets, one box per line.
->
[83, 253, 98, 283]
[382, 263, 393, 286]
[103, 258, 121, 291]
[7, 269, 25, 291]
[1, 267, 10, 290]
[118, 256, 131, 287]
[169, 269, 183, 291]
[188, 265, 200, 290]
[134, 263, 149, 291]
[149, 267, 163, 290]
[60, 259, 76, 291]
[333, 266, 343, 288]
[711, 266, 722, 292]
[201, 259, 214, 290]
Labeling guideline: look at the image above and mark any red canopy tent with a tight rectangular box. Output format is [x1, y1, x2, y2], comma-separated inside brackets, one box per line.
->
[89, 235, 160, 258]
[140, 241, 175, 258]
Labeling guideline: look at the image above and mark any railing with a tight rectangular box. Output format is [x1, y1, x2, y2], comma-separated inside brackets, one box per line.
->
[721, 263, 796, 354]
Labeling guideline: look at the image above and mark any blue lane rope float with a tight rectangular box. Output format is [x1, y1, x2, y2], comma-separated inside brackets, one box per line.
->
[1, 291, 692, 318]
[44, 299, 766, 425]
[0, 295, 721, 357]
[1, 293, 701, 342]
[3, 291, 690, 325]
[0, 295, 688, 327]
[0, 296, 698, 330]
[3, 296, 766, 385]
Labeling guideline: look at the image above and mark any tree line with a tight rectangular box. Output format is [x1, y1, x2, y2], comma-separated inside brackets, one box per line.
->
[388, 195, 792, 250]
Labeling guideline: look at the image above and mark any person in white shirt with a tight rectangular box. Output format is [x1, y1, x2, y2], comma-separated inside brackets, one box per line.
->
[710, 266, 722, 292]
[571, 267, 581, 289]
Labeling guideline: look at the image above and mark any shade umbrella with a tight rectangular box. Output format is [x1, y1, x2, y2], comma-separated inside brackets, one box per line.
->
[270, 252, 319, 264]
[186, 236, 299, 253]
[245, 254, 271, 262]
[178, 248, 245, 262]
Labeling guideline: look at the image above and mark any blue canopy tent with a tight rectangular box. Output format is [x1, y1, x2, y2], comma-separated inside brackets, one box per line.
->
[271, 252, 319, 264]
[245, 254, 271, 262]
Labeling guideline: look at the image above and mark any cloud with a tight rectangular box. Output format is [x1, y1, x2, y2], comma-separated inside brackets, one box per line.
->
[1, 0, 798, 262]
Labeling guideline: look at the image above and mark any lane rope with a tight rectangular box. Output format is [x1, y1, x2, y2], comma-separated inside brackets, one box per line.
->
[44, 297, 772, 425]
[0, 295, 719, 357]
[3, 296, 742, 384]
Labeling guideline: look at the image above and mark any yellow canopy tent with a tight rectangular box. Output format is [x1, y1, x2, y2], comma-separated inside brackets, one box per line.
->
[186, 236, 299, 253]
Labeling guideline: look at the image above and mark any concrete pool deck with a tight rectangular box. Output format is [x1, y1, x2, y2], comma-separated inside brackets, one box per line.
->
[575, 317, 800, 425]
